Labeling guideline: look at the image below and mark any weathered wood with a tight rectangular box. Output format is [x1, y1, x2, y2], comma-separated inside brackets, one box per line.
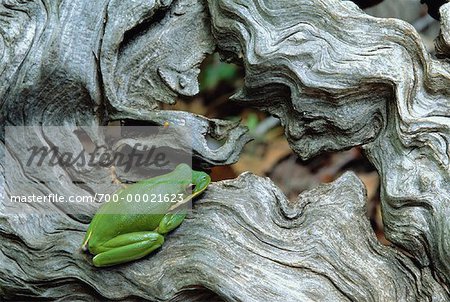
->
[209, 0, 450, 289]
[1, 172, 447, 301]
[1, 0, 449, 300]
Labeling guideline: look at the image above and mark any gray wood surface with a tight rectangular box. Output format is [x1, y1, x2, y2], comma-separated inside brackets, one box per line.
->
[1, 0, 449, 300]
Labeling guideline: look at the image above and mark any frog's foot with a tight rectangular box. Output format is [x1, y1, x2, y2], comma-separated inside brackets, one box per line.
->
[157, 213, 186, 234]
[81, 231, 92, 252]
[92, 231, 164, 267]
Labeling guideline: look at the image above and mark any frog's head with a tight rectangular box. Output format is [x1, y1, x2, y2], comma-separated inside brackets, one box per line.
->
[173, 163, 211, 196]
[191, 170, 211, 196]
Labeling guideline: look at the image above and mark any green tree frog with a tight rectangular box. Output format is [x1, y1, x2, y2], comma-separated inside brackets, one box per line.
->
[81, 163, 211, 267]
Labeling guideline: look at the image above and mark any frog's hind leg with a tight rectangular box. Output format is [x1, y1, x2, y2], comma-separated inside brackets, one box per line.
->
[92, 231, 164, 267]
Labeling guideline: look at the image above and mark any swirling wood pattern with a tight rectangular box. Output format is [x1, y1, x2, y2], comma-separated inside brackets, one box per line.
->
[0, 0, 448, 300]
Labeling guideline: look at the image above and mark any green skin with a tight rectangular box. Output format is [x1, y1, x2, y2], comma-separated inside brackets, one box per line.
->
[81, 164, 211, 267]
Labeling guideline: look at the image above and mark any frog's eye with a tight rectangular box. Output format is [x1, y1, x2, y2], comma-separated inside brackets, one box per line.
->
[192, 174, 211, 194]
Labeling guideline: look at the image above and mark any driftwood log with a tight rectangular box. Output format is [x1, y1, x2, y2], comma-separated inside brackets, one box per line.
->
[1, 0, 449, 301]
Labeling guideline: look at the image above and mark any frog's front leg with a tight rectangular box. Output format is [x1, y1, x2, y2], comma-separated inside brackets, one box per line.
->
[92, 231, 164, 267]
[157, 212, 186, 234]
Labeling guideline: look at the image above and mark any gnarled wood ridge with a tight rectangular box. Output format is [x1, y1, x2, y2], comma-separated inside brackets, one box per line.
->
[0, 0, 449, 301]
